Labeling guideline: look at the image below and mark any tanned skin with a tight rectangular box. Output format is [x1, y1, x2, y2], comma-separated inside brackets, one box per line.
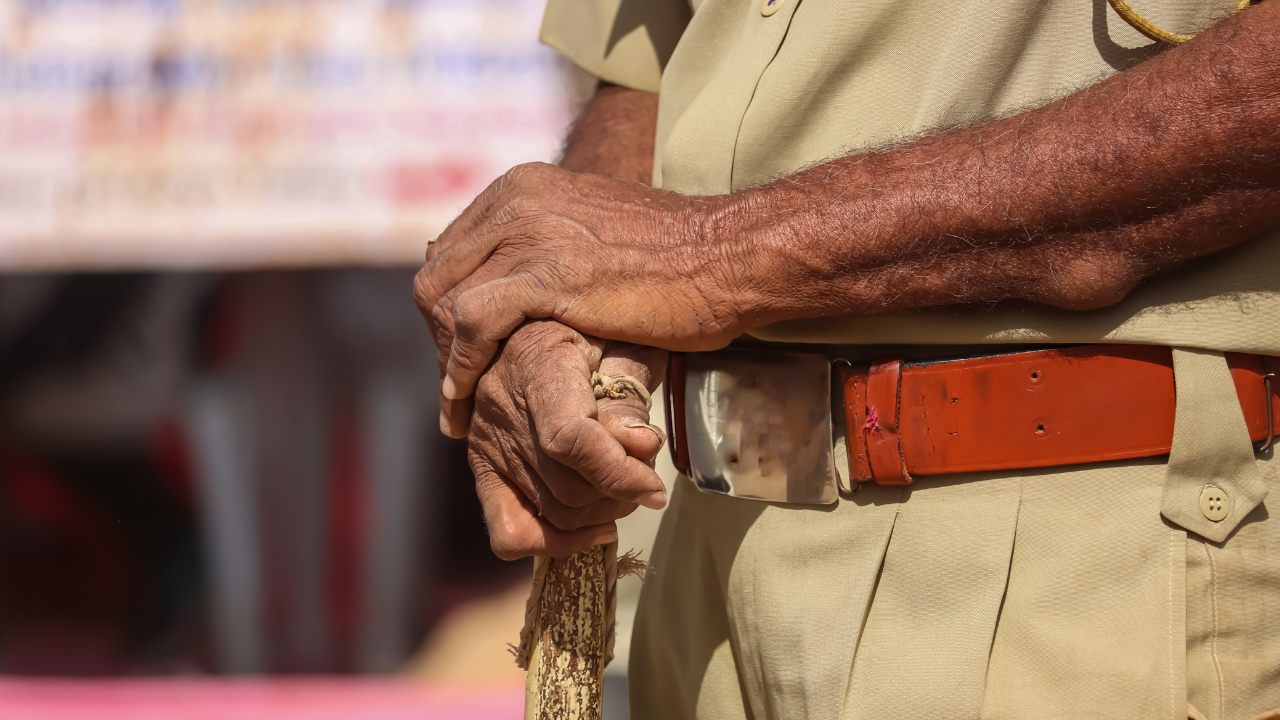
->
[559, 83, 659, 184]
[446, 85, 670, 558]
[417, 4, 1280, 557]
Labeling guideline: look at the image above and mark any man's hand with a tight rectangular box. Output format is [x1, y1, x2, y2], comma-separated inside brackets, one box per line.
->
[418, 164, 740, 402]
[469, 320, 667, 559]
[439, 82, 671, 560]
[421, 84, 674, 436]
[416, 1, 1280, 402]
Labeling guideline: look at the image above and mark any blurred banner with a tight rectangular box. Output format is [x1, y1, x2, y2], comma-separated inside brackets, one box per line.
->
[0, 0, 578, 270]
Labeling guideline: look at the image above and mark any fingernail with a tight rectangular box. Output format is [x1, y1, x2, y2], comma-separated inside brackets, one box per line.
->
[639, 491, 667, 510]
[594, 529, 619, 546]
[439, 408, 452, 436]
[625, 422, 667, 446]
[442, 376, 458, 400]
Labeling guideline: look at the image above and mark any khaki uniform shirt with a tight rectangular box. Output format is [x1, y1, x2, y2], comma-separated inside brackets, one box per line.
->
[540, 2, 1280, 719]
[543, 0, 1280, 356]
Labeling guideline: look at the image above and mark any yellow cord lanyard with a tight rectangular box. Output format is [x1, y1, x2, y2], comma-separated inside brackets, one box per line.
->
[1108, 0, 1252, 44]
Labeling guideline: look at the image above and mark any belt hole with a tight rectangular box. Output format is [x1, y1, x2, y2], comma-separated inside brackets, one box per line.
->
[1035, 424, 1047, 435]
[1030, 371, 1040, 380]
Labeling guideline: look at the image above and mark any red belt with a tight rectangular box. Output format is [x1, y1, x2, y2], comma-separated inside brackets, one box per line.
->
[670, 345, 1278, 485]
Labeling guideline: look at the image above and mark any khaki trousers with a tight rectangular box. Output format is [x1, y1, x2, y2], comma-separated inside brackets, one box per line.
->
[630, 350, 1280, 720]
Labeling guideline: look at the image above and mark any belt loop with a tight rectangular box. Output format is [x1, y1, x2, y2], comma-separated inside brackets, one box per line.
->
[836, 360, 876, 487]
[664, 352, 690, 476]
[1261, 356, 1275, 454]
[866, 356, 912, 485]
[1162, 348, 1268, 543]
[831, 357, 858, 494]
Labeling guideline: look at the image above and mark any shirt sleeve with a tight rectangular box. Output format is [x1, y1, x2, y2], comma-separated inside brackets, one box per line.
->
[540, 0, 692, 93]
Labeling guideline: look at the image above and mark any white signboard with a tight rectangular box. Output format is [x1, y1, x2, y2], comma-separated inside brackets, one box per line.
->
[0, 0, 577, 270]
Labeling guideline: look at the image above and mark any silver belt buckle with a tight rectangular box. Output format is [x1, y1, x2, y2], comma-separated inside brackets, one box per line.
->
[684, 348, 838, 505]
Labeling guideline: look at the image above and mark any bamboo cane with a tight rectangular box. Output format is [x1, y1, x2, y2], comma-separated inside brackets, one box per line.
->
[522, 547, 610, 720]
[516, 369, 657, 719]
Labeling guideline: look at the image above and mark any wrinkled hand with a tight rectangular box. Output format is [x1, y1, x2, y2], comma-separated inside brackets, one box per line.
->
[414, 162, 753, 404]
[468, 319, 668, 560]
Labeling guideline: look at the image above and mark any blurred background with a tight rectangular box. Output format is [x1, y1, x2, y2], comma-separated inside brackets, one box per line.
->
[0, 1, 668, 717]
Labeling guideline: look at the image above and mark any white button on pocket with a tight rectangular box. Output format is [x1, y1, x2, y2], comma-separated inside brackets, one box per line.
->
[1199, 486, 1230, 522]
[761, 0, 784, 16]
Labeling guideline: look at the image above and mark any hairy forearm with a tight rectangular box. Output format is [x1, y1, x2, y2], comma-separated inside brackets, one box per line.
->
[707, 1, 1280, 326]
[559, 83, 659, 184]
[560, 84, 669, 372]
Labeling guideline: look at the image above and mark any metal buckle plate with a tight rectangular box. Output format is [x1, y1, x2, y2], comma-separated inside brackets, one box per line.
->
[683, 348, 838, 505]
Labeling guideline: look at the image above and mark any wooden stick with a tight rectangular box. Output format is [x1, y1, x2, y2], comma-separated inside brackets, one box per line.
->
[524, 547, 609, 720]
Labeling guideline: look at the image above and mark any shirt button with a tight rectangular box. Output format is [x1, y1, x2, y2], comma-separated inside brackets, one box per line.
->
[761, 0, 784, 16]
[1199, 486, 1231, 522]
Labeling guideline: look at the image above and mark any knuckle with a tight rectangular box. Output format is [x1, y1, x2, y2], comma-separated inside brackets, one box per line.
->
[492, 200, 525, 227]
[508, 324, 582, 368]
[451, 289, 485, 332]
[447, 341, 487, 376]
[430, 299, 455, 335]
[497, 165, 531, 194]
[592, 465, 628, 497]
[508, 161, 552, 182]
[473, 372, 500, 404]
[538, 416, 586, 463]
[412, 269, 435, 308]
